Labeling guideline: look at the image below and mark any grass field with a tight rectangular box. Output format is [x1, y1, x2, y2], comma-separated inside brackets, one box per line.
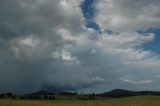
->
[0, 96, 160, 106]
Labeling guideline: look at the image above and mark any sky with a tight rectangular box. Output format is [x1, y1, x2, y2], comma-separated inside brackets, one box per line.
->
[0, 0, 160, 94]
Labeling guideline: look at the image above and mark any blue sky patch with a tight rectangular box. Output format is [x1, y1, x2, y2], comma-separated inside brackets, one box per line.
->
[81, 0, 100, 31]
[143, 29, 160, 54]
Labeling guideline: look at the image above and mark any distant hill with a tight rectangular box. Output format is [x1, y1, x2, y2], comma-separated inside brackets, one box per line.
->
[98, 89, 160, 98]
[1, 89, 160, 100]
[26, 91, 78, 96]
[28, 91, 55, 96]
[98, 89, 135, 98]
[21, 89, 160, 98]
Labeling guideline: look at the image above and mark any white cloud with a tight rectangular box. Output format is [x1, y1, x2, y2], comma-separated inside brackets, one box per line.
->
[52, 49, 80, 64]
[120, 77, 153, 84]
[98, 32, 155, 48]
[95, 0, 160, 32]
[19, 36, 40, 48]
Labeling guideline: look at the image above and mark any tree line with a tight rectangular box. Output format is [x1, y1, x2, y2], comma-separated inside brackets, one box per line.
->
[1, 89, 160, 100]
[0, 91, 96, 100]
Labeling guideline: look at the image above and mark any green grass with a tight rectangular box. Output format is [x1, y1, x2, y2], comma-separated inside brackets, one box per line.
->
[0, 96, 160, 106]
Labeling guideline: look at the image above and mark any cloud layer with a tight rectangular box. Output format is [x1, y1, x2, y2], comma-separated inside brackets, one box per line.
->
[0, 0, 160, 93]
[95, 0, 160, 32]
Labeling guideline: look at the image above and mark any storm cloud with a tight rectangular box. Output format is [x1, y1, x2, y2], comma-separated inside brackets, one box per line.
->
[0, 0, 160, 94]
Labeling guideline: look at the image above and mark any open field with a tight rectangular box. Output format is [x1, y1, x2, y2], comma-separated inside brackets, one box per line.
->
[0, 96, 160, 106]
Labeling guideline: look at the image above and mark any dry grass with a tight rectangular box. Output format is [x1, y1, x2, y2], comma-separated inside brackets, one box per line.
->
[0, 96, 160, 106]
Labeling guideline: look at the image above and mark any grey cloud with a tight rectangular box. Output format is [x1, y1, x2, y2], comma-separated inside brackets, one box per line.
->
[0, 0, 108, 94]
[0, 0, 160, 94]
[0, 0, 87, 93]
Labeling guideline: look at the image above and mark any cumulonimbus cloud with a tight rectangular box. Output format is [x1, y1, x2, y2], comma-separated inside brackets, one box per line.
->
[0, 0, 160, 94]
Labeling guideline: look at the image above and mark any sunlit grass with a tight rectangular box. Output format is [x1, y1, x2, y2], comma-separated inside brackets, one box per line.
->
[0, 96, 160, 106]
